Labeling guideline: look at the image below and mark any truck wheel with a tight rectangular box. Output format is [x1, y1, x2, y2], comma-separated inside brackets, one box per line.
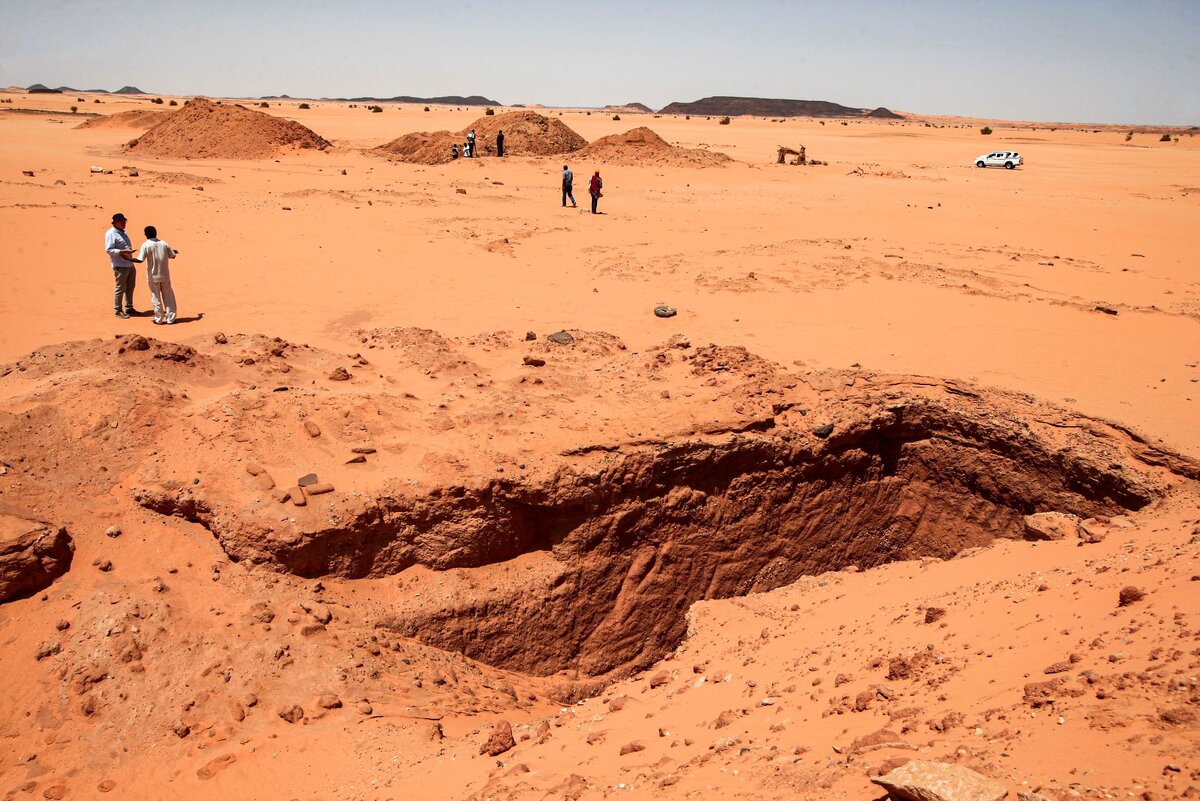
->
[975, 161, 985, 168]
[1004, 162, 1014, 169]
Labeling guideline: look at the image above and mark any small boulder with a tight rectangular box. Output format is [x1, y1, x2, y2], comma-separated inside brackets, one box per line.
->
[316, 693, 342, 710]
[1023, 512, 1081, 541]
[277, 705, 304, 723]
[870, 759, 1007, 801]
[654, 305, 677, 318]
[547, 331, 574, 345]
[480, 720, 516, 756]
[328, 367, 351, 381]
[1118, 586, 1145, 607]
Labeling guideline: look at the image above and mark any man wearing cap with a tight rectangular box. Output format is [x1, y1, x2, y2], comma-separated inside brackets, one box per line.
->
[105, 213, 137, 317]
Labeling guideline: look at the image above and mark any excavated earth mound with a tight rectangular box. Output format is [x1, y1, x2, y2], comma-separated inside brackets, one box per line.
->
[2, 331, 1195, 689]
[576, 126, 733, 167]
[123, 97, 330, 159]
[461, 110, 587, 158]
[75, 109, 172, 130]
[374, 130, 462, 165]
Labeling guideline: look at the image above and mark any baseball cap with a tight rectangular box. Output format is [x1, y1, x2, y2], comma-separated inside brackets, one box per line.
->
[112, 212, 127, 222]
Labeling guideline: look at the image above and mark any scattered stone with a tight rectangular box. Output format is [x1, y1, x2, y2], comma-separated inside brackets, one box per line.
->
[172, 721, 191, 738]
[547, 331, 574, 345]
[306, 482, 334, 496]
[277, 705, 304, 723]
[55, 619, 70, 631]
[355, 701, 373, 715]
[287, 487, 307, 507]
[871, 759, 1007, 801]
[654, 305, 678, 318]
[35, 641, 61, 661]
[304, 420, 321, 438]
[328, 367, 351, 381]
[97, 780, 116, 793]
[812, 423, 835, 439]
[648, 670, 670, 688]
[55, 179, 67, 186]
[346, 455, 367, 464]
[247, 602, 275, 624]
[297, 473, 318, 487]
[42, 785, 67, 800]
[300, 623, 326, 637]
[213, 332, 228, 344]
[271, 487, 291, 504]
[923, 607, 946, 624]
[525, 331, 536, 341]
[22, 170, 35, 177]
[104, 525, 122, 538]
[95, 559, 113, 572]
[317, 693, 342, 709]
[195, 753, 236, 780]
[480, 720, 516, 756]
[523, 356, 546, 367]
[1118, 586, 1146, 607]
[301, 600, 333, 624]
[619, 741, 646, 755]
[1017, 793, 1055, 801]
[1094, 305, 1119, 315]
[456, 187, 467, 195]
[351, 447, 376, 454]
[1043, 661, 1071, 675]
[1023, 511, 1081, 541]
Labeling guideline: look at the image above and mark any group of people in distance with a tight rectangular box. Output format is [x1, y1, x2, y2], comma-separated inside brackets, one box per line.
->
[562, 165, 603, 213]
[105, 212, 180, 324]
[452, 128, 505, 160]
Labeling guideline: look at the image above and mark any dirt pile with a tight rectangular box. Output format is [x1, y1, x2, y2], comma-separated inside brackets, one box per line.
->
[123, 97, 330, 159]
[374, 130, 461, 164]
[462, 110, 586, 157]
[75, 109, 172, 129]
[577, 126, 733, 167]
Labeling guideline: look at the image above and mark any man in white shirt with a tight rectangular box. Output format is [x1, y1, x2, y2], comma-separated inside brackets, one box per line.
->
[135, 225, 180, 325]
[104, 212, 137, 317]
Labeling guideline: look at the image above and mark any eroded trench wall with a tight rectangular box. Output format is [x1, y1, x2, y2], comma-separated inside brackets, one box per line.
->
[341, 407, 1157, 678]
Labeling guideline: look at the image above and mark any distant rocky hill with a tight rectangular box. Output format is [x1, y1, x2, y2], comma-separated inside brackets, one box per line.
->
[26, 84, 61, 94]
[603, 102, 653, 113]
[337, 94, 500, 106]
[30, 85, 147, 94]
[659, 96, 902, 119]
[112, 86, 146, 95]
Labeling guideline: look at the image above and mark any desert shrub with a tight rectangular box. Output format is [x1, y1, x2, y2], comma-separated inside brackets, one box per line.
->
[1125, 132, 1133, 141]
[1160, 133, 1172, 142]
[151, 97, 163, 104]
[719, 116, 731, 125]
[685, 115, 690, 120]
[259, 102, 269, 108]
[77, 97, 84, 101]
[169, 99, 177, 106]
[980, 126, 993, 135]
[612, 114, 620, 121]
[369, 105, 383, 113]
[298, 103, 310, 109]
[485, 107, 495, 116]
[424, 106, 430, 111]
[93, 99, 100, 103]
[70, 106, 77, 113]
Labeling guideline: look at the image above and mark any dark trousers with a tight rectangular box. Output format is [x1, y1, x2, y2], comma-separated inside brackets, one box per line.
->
[590, 194, 599, 214]
[563, 186, 574, 206]
[113, 265, 136, 311]
[497, 140, 504, 157]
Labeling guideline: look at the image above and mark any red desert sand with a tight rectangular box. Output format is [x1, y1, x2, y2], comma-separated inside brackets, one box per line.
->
[0, 89, 1198, 800]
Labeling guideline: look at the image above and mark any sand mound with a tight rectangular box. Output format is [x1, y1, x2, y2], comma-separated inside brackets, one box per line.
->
[462, 110, 586, 157]
[124, 97, 330, 159]
[576, 126, 733, 167]
[374, 130, 461, 165]
[75, 109, 172, 130]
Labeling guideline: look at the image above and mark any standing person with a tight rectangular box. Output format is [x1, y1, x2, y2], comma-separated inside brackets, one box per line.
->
[589, 170, 603, 214]
[136, 225, 180, 325]
[496, 129, 505, 157]
[561, 165, 575, 207]
[467, 128, 476, 158]
[105, 212, 137, 317]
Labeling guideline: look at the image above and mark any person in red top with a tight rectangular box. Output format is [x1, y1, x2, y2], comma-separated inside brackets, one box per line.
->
[589, 171, 603, 214]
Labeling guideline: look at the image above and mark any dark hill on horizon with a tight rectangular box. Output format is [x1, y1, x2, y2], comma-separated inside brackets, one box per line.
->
[659, 96, 903, 119]
[334, 94, 500, 106]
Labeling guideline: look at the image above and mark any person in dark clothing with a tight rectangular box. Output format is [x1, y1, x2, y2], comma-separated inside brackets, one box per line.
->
[451, 143, 459, 160]
[589, 170, 603, 214]
[561, 165, 576, 207]
[496, 130, 505, 157]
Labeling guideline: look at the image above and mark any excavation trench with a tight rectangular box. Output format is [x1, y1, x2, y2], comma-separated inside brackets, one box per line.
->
[355, 403, 1170, 680]
[146, 396, 1188, 680]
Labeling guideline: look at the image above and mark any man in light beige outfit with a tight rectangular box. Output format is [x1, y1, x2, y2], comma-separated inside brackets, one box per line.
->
[135, 225, 180, 324]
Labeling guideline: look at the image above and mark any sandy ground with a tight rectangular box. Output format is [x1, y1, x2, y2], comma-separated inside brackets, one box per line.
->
[0, 91, 1198, 800]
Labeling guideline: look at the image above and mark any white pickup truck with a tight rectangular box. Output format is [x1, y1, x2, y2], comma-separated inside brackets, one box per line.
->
[975, 151, 1023, 169]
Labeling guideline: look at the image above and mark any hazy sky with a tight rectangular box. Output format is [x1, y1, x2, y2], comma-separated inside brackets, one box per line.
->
[2, 0, 1197, 124]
